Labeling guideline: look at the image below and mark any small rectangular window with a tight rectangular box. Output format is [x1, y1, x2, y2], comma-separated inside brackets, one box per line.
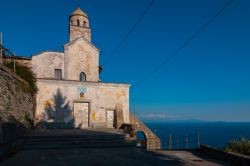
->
[54, 69, 62, 80]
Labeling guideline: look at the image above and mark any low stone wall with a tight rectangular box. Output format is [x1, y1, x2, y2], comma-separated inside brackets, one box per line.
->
[199, 144, 250, 166]
[0, 64, 35, 155]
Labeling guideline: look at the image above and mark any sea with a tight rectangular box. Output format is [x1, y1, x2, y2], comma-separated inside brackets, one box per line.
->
[143, 122, 250, 149]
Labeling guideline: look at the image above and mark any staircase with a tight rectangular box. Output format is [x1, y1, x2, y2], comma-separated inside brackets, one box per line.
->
[22, 129, 136, 150]
[130, 112, 161, 150]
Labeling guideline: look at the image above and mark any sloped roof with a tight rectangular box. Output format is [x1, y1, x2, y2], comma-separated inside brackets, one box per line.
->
[64, 36, 99, 52]
[70, 7, 88, 17]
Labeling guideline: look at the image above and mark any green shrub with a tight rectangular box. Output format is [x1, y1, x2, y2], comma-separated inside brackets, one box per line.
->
[224, 137, 250, 156]
[19, 113, 34, 128]
[5, 61, 37, 93]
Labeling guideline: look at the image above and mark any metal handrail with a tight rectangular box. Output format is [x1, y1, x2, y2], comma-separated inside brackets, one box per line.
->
[146, 131, 200, 150]
[165, 131, 200, 150]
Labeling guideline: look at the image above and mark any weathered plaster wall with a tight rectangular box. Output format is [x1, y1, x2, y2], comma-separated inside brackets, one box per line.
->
[30, 8, 129, 129]
[70, 15, 91, 42]
[70, 26, 91, 42]
[35, 79, 129, 128]
[31, 51, 64, 79]
[64, 38, 99, 82]
[4, 57, 32, 68]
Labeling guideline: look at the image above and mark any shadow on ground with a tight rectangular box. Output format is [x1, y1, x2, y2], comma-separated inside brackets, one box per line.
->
[1, 129, 229, 166]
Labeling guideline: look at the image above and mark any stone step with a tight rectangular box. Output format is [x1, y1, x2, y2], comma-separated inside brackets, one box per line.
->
[25, 139, 127, 145]
[24, 140, 135, 146]
[24, 136, 125, 142]
[25, 138, 126, 143]
[22, 134, 136, 150]
[22, 141, 136, 150]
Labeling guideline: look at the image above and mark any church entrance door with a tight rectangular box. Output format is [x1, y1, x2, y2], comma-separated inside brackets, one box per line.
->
[74, 102, 89, 128]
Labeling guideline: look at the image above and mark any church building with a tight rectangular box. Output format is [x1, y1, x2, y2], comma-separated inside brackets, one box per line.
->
[31, 8, 130, 128]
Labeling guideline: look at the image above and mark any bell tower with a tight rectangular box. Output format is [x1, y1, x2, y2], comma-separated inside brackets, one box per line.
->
[69, 7, 91, 42]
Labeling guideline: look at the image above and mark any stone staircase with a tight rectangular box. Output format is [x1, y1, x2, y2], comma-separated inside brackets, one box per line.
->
[130, 112, 161, 150]
[22, 129, 136, 150]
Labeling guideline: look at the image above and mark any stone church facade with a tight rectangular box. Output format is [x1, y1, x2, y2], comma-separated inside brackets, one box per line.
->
[31, 8, 130, 128]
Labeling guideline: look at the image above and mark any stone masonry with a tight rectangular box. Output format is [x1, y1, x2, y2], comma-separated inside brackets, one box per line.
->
[31, 8, 130, 129]
[0, 8, 161, 150]
[130, 113, 161, 150]
[0, 64, 34, 123]
[0, 64, 35, 146]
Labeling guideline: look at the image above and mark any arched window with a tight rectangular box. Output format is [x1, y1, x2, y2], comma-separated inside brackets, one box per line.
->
[83, 21, 87, 27]
[79, 72, 86, 82]
[77, 19, 80, 26]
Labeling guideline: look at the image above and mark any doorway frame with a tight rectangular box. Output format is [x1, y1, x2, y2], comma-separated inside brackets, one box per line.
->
[106, 108, 116, 128]
[73, 100, 91, 128]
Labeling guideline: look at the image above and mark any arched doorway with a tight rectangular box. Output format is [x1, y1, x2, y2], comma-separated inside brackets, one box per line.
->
[135, 131, 147, 149]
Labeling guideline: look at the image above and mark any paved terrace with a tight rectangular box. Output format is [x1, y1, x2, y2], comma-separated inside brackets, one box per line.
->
[1, 129, 230, 166]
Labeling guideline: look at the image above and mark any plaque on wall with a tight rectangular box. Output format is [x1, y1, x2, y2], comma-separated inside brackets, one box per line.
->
[77, 87, 87, 99]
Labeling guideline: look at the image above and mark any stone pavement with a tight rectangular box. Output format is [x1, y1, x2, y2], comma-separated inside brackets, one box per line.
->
[154, 150, 231, 166]
[0, 129, 231, 166]
[0, 148, 231, 166]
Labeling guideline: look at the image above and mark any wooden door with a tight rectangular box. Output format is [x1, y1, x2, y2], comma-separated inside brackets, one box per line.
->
[107, 110, 114, 128]
[74, 102, 89, 128]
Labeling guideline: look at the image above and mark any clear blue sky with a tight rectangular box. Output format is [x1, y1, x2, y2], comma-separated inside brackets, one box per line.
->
[1, 0, 249, 122]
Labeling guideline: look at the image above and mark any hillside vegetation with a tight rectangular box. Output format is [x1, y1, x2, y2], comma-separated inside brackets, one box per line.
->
[5, 61, 37, 93]
[225, 137, 250, 156]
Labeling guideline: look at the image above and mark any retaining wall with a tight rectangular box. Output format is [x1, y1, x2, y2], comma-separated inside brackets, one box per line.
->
[0, 64, 35, 158]
[199, 144, 250, 166]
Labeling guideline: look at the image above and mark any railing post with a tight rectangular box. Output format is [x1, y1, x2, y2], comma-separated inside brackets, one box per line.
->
[168, 133, 172, 150]
[197, 131, 200, 149]
[133, 103, 136, 131]
[154, 129, 157, 135]
[155, 140, 157, 150]
[0, 32, 2, 64]
[176, 136, 178, 150]
[185, 134, 188, 149]
[13, 52, 16, 73]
